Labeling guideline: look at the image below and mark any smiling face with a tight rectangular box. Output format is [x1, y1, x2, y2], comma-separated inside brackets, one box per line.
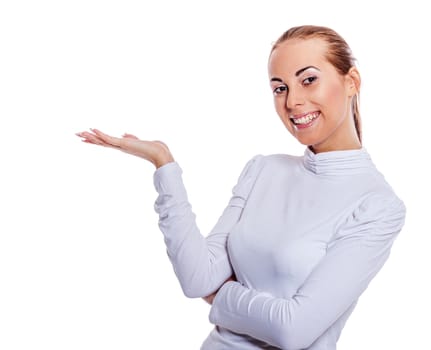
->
[268, 38, 361, 153]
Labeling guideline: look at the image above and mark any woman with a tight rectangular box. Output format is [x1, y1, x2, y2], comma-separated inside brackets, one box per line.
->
[76, 25, 406, 349]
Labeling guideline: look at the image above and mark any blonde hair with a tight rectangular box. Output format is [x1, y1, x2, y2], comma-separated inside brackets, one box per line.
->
[271, 25, 361, 143]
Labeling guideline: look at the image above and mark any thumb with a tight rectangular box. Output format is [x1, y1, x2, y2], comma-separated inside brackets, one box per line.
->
[153, 140, 169, 148]
[122, 133, 139, 140]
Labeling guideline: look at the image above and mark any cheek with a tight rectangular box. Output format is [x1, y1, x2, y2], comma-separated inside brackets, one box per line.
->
[319, 82, 346, 112]
[274, 101, 296, 133]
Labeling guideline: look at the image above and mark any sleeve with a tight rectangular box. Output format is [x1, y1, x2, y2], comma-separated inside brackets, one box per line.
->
[208, 193, 406, 350]
[153, 155, 264, 298]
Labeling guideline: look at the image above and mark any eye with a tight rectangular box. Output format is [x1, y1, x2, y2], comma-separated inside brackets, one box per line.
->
[273, 85, 288, 96]
[303, 76, 318, 86]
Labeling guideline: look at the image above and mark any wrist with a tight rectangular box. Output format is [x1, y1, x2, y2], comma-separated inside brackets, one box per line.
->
[154, 153, 175, 169]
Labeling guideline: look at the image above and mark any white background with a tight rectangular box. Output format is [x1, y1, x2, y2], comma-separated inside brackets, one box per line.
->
[0, 0, 429, 349]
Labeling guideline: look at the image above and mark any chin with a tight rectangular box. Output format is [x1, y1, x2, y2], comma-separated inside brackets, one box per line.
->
[284, 123, 322, 147]
[294, 135, 321, 147]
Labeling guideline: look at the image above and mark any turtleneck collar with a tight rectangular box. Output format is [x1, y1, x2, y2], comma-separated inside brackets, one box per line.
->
[303, 146, 375, 176]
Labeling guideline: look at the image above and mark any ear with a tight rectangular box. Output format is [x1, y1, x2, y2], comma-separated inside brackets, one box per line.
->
[345, 66, 361, 97]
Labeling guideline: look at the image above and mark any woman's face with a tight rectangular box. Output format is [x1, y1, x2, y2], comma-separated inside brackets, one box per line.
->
[268, 38, 360, 153]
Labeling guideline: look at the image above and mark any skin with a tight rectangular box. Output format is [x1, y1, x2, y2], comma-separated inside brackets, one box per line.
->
[76, 37, 362, 304]
[269, 38, 361, 153]
[75, 129, 174, 169]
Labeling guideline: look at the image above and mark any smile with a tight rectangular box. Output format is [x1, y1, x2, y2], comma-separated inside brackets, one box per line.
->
[290, 111, 320, 128]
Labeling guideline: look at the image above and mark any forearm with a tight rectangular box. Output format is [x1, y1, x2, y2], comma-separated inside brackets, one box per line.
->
[153, 154, 265, 298]
[209, 282, 303, 349]
[153, 162, 236, 297]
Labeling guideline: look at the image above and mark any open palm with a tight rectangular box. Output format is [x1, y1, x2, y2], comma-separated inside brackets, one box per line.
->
[76, 128, 174, 168]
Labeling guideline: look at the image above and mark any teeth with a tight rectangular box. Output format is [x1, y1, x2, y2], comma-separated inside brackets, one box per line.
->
[291, 112, 319, 125]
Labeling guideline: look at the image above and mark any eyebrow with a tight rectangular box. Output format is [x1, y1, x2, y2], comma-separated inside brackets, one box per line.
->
[295, 65, 320, 76]
[270, 65, 320, 83]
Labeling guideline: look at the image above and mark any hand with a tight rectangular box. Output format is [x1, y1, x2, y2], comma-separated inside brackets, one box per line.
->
[76, 128, 175, 169]
[203, 275, 236, 305]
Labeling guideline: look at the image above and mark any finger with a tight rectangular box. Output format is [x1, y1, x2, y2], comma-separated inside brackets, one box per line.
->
[78, 131, 112, 147]
[76, 131, 93, 142]
[90, 128, 122, 147]
[122, 133, 139, 140]
[153, 140, 169, 148]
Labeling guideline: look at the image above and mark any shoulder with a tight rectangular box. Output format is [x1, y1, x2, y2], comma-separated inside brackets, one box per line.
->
[330, 191, 406, 249]
[238, 153, 303, 177]
[354, 151, 406, 223]
[343, 190, 406, 242]
[264, 153, 303, 166]
[235, 154, 265, 184]
[359, 191, 406, 224]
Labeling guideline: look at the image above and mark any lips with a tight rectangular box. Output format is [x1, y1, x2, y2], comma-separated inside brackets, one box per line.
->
[290, 111, 320, 129]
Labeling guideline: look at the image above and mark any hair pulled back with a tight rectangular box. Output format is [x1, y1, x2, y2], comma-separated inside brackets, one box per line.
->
[271, 25, 361, 143]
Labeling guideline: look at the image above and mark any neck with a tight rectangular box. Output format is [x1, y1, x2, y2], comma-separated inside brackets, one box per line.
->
[310, 139, 362, 154]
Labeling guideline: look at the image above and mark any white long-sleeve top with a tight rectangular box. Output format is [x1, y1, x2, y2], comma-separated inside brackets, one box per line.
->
[152, 147, 406, 350]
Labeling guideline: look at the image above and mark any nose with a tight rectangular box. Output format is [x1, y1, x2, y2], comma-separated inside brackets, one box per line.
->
[285, 88, 304, 111]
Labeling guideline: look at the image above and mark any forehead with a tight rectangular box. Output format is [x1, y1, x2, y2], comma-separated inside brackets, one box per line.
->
[268, 38, 330, 76]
